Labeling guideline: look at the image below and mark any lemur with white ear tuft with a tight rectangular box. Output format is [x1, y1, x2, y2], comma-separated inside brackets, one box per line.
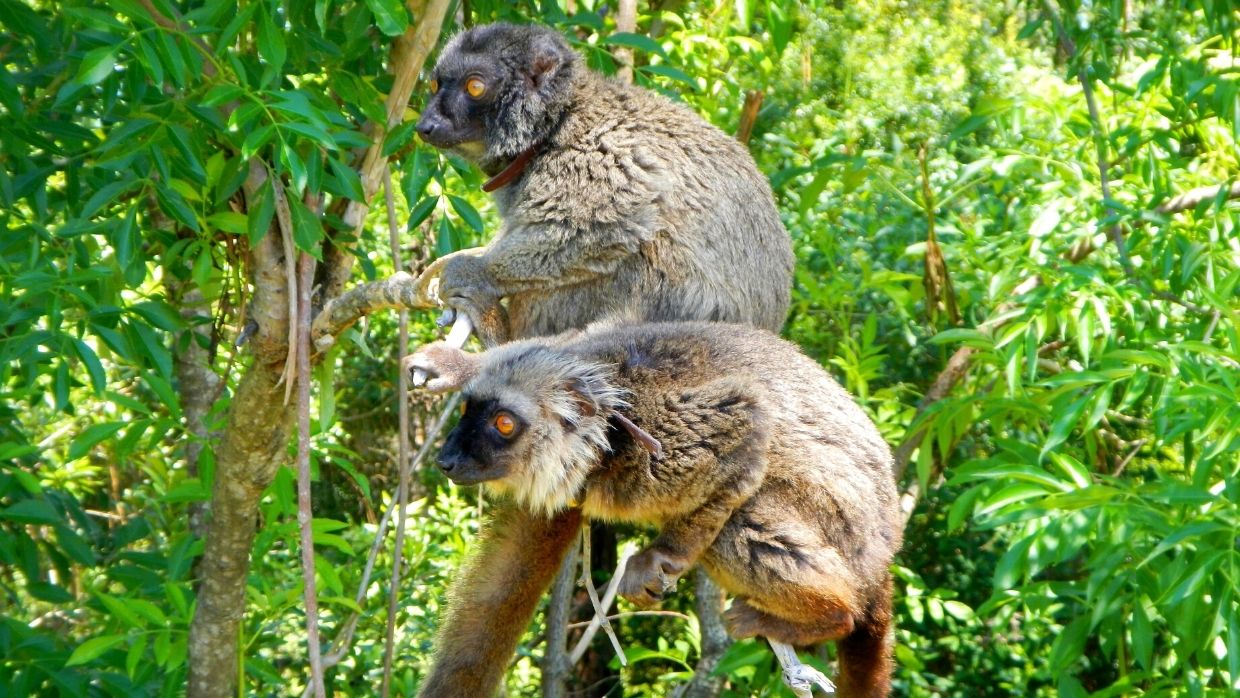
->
[407, 322, 902, 697]
[411, 21, 797, 698]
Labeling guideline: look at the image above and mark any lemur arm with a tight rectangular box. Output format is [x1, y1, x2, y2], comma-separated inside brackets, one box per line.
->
[418, 505, 582, 697]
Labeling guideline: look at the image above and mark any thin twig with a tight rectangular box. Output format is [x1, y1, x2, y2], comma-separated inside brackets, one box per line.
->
[565, 610, 693, 629]
[304, 394, 461, 695]
[380, 165, 411, 697]
[569, 542, 635, 665]
[295, 248, 326, 698]
[1112, 438, 1147, 477]
[273, 180, 299, 403]
[578, 530, 626, 663]
[614, 0, 638, 83]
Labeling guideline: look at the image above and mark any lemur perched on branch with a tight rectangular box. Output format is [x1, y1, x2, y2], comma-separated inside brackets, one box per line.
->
[407, 321, 902, 697]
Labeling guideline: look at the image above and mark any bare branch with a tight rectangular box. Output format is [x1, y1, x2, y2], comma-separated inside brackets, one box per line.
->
[295, 250, 326, 698]
[892, 346, 975, 482]
[311, 272, 423, 349]
[381, 166, 412, 698]
[541, 543, 581, 698]
[306, 394, 461, 694]
[569, 542, 635, 665]
[326, 0, 453, 301]
[735, 90, 764, 146]
[614, 0, 638, 84]
[1156, 180, 1240, 214]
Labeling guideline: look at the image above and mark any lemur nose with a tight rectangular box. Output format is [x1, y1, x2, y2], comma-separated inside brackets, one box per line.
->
[416, 119, 438, 140]
[437, 452, 463, 473]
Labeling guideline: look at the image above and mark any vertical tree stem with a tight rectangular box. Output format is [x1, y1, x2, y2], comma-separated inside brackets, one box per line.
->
[295, 248, 326, 698]
[381, 166, 413, 697]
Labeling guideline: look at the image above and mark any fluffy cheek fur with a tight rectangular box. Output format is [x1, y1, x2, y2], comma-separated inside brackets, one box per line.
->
[482, 402, 612, 516]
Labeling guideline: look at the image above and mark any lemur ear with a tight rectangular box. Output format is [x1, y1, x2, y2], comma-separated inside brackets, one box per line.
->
[564, 377, 600, 419]
[562, 378, 663, 458]
[526, 34, 569, 89]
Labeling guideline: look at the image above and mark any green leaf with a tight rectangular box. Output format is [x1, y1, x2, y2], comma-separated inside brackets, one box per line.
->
[1041, 394, 1088, 459]
[0, 498, 60, 524]
[1130, 599, 1152, 670]
[97, 591, 144, 628]
[154, 182, 200, 232]
[242, 124, 276, 159]
[73, 339, 106, 394]
[639, 64, 698, 90]
[54, 524, 96, 565]
[604, 32, 667, 59]
[364, 0, 408, 36]
[435, 216, 458, 257]
[382, 120, 417, 157]
[163, 479, 210, 503]
[406, 195, 437, 231]
[288, 194, 324, 256]
[208, 211, 249, 235]
[281, 121, 338, 148]
[66, 635, 126, 666]
[327, 157, 365, 202]
[248, 178, 276, 244]
[448, 195, 483, 233]
[68, 422, 125, 460]
[77, 46, 118, 85]
[402, 148, 434, 205]
[256, 8, 286, 74]
[1048, 615, 1088, 673]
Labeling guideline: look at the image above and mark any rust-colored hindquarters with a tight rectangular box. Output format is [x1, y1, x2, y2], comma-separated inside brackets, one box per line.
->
[703, 536, 895, 697]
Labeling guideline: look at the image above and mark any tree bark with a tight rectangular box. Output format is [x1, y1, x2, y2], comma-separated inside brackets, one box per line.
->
[187, 362, 294, 697]
[540, 543, 580, 698]
[680, 569, 730, 698]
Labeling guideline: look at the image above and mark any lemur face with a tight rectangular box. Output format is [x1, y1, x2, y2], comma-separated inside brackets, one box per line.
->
[436, 395, 531, 486]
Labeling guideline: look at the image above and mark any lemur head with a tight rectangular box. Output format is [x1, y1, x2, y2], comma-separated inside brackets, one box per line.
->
[416, 23, 579, 171]
[407, 341, 658, 515]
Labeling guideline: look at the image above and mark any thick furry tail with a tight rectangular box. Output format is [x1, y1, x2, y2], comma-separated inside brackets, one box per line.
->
[836, 578, 894, 698]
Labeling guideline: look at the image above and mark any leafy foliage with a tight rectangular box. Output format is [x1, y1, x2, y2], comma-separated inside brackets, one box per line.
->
[1, 0, 1237, 696]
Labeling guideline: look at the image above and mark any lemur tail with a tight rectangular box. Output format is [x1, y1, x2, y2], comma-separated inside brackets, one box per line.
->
[836, 576, 894, 698]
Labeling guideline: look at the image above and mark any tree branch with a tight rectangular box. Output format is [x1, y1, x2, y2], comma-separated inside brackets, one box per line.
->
[325, 0, 452, 302]
[613, 0, 638, 84]
[735, 90, 763, 146]
[294, 249, 326, 698]
[381, 166, 412, 698]
[1156, 180, 1240, 214]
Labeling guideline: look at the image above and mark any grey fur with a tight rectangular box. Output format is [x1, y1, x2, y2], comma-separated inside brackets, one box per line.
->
[418, 23, 794, 344]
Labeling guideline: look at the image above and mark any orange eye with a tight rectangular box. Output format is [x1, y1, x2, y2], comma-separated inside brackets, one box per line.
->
[465, 76, 486, 98]
[493, 412, 516, 437]
[429, 78, 439, 94]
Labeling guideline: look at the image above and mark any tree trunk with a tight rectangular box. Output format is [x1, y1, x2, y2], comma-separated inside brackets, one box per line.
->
[187, 363, 294, 697]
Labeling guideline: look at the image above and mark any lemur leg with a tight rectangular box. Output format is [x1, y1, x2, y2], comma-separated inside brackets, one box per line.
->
[618, 496, 741, 607]
[417, 504, 581, 698]
[617, 425, 768, 608]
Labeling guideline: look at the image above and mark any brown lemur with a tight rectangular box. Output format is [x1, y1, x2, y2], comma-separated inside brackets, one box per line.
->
[406, 321, 902, 697]
[411, 22, 796, 698]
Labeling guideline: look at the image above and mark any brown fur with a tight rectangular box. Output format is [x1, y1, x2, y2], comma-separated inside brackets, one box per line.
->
[414, 322, 902, 695]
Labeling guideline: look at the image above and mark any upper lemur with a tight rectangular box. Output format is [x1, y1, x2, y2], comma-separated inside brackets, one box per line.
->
[412, 22, 796, 697]
[408, 322, 902, 697]
[415, 22, 794, 344]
